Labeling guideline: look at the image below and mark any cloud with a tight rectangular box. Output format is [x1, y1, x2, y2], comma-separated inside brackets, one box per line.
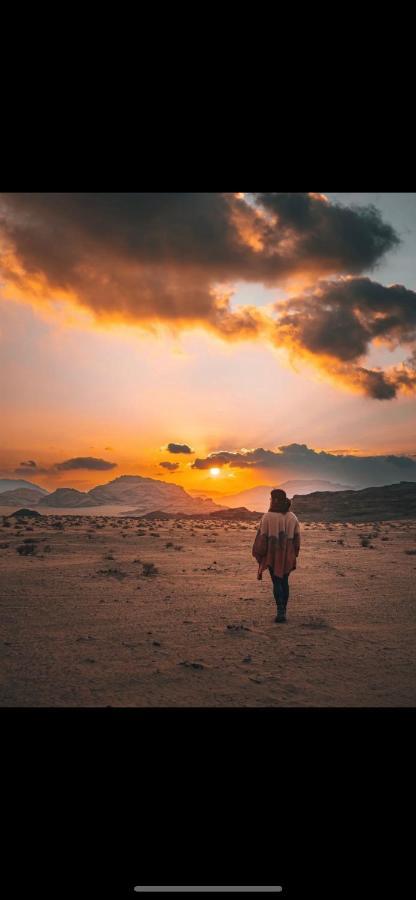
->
[0, 193, 398, 341]
[166, 443, 193, 455]
[272, 278, 416, 398]
[160, 461, 180, 472]
[1, 193, 409, 399]
[14, 460, 50, 475]
[191, 443, 416, 487]
[54, 457, 117, 471]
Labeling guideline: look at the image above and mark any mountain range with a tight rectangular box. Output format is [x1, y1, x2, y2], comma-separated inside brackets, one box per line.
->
[0, 479, 48, 495]
[217, 480, 356, 509]
[3, 477, 416, 522]
[0, 475, 226, 515]
[290, 481, 416, 522]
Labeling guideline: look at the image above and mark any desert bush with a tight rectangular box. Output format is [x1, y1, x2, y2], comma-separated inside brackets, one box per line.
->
[17, 543, 36, 556]
[404, 549, 416, 556]
[97, 567, 126, 579]
[142, 562, 158, 576]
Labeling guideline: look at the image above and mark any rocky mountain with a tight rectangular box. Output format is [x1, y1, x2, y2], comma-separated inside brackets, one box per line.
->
[0, 488, 49, 506]
[7, 475, 227, 514]
[222, 480, 354, 510]
[208, 506, 262, 520]
[124, 506, 262, 521]
[291, 481, 416, 522]
[88, 475, 225, 514]
[38, 489, 98, 508]
[9, 508, 43, 519]
[0, 479, 48, 495]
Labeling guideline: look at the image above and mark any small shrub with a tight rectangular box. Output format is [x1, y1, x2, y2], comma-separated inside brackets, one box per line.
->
[142, 562, 158, 576]
[97, 567, 127, 580]
[17, 543, 36, 556]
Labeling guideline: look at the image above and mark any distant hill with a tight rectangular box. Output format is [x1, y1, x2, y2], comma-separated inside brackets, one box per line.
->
[88, 475, 221, 515]
[0, 488, 48, 507]
[88, 475, 225, 514]
[9, 508, 43, 519]
[0, 479, 48, 495]
[222, 480, 354, 510]
[291, 481, 416, 522]
[10, 475, 228, 515]
[208, 506, 261, 520]
[124, 506, 262, 521]
[38, 488, 98, 508]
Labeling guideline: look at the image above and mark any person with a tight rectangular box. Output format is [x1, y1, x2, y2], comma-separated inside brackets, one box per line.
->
[252, 488, 301, 623]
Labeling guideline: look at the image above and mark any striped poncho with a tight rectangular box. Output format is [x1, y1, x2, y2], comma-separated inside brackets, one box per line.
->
[252, 510, 301, 578]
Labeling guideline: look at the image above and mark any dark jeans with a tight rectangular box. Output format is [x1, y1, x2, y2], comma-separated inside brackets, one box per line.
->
[268, 566, 289, 614]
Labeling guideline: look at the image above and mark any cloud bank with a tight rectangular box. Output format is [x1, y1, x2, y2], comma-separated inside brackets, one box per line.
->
[1, 192, 411, 399]
[273, 278, 416, 399]
[55, 457, 117, 471]
[191, 443, 416, 487]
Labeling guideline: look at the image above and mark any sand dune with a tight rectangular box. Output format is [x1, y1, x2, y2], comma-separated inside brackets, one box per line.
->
[1, 511, 416, 707]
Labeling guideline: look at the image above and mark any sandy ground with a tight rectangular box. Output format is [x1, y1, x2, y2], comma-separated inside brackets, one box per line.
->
[1, 511, 416, 706]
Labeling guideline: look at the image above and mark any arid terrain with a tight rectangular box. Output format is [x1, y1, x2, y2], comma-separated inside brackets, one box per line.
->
[1, 509, 416, 707]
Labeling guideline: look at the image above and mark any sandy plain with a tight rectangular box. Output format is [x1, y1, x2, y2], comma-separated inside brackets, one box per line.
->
[1, 509, 415, 706]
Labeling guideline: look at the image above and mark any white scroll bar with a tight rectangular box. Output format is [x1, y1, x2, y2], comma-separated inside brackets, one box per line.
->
[134, 889, 283, 893]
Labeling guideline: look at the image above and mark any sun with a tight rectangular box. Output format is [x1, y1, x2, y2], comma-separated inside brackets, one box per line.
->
[210, 467, 221, 477]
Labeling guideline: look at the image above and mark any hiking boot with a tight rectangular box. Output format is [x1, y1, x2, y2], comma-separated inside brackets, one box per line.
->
[275, 613, 287, 623]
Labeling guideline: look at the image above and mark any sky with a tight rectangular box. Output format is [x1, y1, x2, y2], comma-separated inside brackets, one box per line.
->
[1, 192, 416, 496]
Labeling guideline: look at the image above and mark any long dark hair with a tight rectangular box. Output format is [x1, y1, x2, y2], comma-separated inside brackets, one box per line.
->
[269, 488, 291, 513]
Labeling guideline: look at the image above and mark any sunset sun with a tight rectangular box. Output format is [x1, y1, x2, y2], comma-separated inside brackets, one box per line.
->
[210, 467, 221, 477]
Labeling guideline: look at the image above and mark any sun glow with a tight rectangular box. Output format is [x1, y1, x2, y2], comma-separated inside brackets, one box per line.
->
[210, 467, 221, 477]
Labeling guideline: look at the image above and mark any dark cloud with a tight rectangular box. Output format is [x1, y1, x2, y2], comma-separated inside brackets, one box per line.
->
[14, 461, 50, 474]
[0, 193, 398, 339]
[55, 457, 117, 471]
[192, 443, 416, 487]
[160, 461, 180, 472]
[167, 443, 193, 455]
[1, 193, 410, 399]
[273, 278, 416, 398]
[255, 193, 398, 275]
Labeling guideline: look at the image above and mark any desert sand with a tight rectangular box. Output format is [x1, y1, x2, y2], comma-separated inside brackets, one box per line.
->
[1, 509, 416, 707]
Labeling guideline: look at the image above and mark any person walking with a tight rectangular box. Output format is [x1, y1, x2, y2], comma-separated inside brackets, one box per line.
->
[252, 488, 301, 623]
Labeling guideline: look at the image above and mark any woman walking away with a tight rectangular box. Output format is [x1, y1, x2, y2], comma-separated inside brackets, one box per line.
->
[252, 489, 301, 623]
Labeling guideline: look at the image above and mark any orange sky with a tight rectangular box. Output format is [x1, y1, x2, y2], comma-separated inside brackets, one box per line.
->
[1, 193, 416, 496]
